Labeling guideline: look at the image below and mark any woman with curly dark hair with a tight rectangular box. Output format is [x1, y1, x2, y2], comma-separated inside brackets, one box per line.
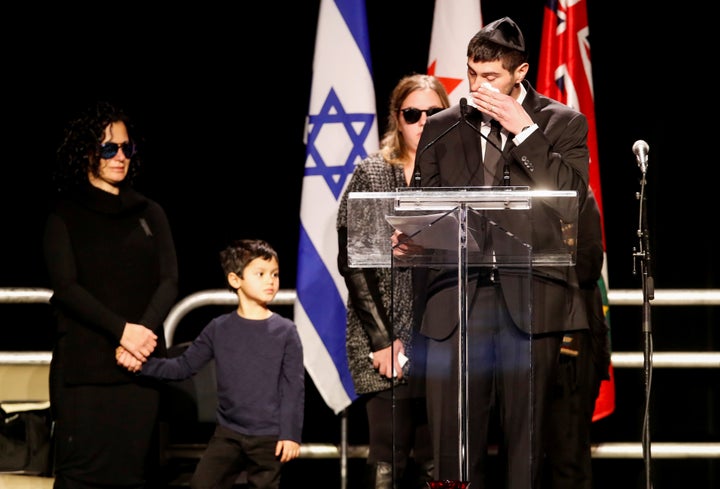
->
[44, 101, 178, 489]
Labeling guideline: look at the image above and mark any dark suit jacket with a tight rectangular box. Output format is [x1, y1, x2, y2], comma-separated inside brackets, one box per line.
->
[413, 81, 594, 338]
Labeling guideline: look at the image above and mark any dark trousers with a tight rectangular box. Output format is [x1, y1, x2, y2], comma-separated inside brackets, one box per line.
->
[542, 330, 599, 489]
[190, 425, 281, 489]
[425, 285, 562, 489]
[365, 386, 433, 476]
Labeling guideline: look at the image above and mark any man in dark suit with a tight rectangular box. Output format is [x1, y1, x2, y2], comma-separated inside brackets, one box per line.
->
[395, 17, 597, 489]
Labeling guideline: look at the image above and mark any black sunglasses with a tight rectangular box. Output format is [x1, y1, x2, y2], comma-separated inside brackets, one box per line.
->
[400, 107, 444, 124]
[100, 141, 135, 159]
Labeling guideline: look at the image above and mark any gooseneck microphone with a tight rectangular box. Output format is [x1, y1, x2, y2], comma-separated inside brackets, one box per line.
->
[412, 109, 464, 187]
[632, 139, 649, 174]
[459, 98, 510, 186]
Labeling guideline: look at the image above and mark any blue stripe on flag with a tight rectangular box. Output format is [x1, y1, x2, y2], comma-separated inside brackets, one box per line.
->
[296, 225, 356, 399]
[335, 0, 373, 75]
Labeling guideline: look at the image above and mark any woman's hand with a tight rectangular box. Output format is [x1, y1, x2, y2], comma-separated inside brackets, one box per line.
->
[371, 339, 406, 380]
[119, 322, 157, 362]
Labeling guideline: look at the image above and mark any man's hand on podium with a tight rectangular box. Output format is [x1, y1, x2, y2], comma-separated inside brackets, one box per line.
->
[391, 229, 425, 259]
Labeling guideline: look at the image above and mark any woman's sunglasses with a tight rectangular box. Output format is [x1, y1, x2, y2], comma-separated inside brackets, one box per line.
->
[400, 107, 444, 124]
[100, 142, 136, 159]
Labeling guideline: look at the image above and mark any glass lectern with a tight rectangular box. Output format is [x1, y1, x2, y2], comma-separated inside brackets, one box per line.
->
[347, 187, 578, 484]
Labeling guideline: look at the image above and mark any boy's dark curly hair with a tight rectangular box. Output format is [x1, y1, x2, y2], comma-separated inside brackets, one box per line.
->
[53, 101, 142, 194]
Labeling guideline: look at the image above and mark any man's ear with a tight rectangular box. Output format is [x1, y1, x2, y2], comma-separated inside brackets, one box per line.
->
[227, 272, 242, 289]
[515, 62, 529, 83]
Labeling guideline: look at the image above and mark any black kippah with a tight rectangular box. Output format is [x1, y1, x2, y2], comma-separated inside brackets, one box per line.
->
[476, 16, 525, 53]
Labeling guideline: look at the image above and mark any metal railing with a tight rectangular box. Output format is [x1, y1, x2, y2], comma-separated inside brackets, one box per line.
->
[1, 287, 719, 460]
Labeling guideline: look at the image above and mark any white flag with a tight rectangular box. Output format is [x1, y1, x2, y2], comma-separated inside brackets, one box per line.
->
[296, 0, 379, 415]
[427, 0, 483, 105]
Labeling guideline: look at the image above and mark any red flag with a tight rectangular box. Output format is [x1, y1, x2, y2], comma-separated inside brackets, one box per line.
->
[537, 0, 616, 421]
[427, 0, 483, 105]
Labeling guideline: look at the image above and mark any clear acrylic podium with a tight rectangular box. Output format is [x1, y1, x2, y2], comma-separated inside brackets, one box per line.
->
[347, 187, 578, 483]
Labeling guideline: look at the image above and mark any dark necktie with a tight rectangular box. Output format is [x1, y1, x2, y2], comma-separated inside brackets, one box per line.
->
[483, 120, 503, 185]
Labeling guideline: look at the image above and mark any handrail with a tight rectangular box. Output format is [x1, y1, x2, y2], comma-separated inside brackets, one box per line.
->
[163, 441, 720, 460]
[4, 287, 720, 344]
[1, 286, 719, 461]
[3, 351, 719, 369]
[162, 289, 295, 346]
[161, 288, 720, 347]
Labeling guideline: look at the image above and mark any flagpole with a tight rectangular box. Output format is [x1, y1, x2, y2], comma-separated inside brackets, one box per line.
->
[340, 408, 348, 489]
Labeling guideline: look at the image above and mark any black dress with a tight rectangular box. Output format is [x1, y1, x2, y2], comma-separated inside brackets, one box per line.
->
[43, 183, 178, 488]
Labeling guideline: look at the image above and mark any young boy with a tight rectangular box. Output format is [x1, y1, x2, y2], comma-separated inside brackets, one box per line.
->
[117, 239, 304, 489]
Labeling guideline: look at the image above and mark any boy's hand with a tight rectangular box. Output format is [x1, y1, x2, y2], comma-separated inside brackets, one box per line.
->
[275, 440, 301, 463]
[116, 346, 144, 373]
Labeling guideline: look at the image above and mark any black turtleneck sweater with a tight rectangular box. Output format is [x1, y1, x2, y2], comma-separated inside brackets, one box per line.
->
[43, 184, 178, 384]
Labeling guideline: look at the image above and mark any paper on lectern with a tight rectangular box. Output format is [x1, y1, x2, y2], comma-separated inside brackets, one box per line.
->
[385, 213, 481, 251]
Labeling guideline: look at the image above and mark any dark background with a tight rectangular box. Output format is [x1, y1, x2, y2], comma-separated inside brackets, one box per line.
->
[2, 1, 717, 487]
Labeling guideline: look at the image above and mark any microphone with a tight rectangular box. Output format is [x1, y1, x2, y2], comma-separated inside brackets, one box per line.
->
[412, 109, 463, 187]
[459, 98, 510, 186]
[632, 139, 649, 174]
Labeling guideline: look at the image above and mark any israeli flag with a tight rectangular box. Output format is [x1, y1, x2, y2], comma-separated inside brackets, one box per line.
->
[295, 0, 378, 415]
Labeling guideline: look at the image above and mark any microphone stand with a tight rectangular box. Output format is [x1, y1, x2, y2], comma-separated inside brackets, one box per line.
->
[632, 163, 654, 489]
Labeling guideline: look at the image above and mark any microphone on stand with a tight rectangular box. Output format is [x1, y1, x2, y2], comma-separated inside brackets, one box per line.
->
[459, 98, 510, 186]
[632, 139, 649, 174]
[412, 109, 464, 187]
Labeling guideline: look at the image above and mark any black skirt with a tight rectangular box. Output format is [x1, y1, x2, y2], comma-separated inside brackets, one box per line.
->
[50, 360, 161, 489]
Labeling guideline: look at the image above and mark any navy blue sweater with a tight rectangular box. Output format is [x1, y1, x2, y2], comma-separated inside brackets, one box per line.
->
[142, 311, 305, 442]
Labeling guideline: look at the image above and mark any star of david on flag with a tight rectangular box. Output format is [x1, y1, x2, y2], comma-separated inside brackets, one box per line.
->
[296, 0, 379, 415]
[304, 88, 376, 199]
